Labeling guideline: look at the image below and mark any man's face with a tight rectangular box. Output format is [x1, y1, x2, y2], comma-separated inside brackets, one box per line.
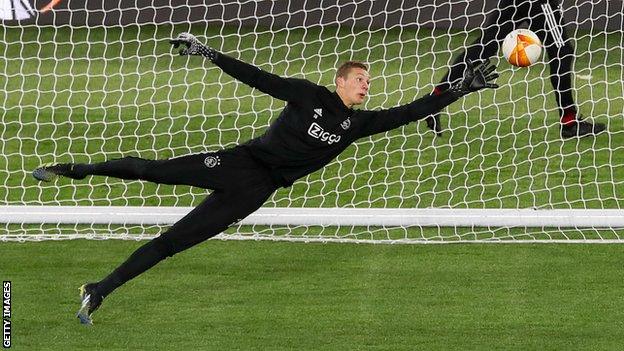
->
[337, 68, 370, 107]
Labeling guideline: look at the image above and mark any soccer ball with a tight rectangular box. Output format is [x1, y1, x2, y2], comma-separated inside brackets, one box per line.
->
[501, 29, 542, 67]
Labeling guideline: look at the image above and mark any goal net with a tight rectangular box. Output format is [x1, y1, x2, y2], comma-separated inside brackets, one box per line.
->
[1, 1, 623, 243]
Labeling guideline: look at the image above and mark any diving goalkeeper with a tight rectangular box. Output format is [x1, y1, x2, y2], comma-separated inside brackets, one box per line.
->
[425, 0, 605, 138]
[32, 33, 498, 325]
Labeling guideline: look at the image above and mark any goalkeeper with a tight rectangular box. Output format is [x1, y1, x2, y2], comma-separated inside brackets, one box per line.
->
[32, 33, 498, 325]
[425, 0, 605, 138]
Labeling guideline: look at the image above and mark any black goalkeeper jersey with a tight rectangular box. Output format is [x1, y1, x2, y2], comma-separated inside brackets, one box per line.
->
[212, 52, 460, 187]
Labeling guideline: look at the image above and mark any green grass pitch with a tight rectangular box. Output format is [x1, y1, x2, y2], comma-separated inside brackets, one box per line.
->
[3, 240, 624, 350]
[1, 24, 624, 349]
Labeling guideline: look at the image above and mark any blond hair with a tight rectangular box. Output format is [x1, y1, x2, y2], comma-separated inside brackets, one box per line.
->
[335, 61, 368, 80]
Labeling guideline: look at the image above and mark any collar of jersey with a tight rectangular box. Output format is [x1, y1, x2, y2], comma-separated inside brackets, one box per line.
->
[331, 91, 354, 114]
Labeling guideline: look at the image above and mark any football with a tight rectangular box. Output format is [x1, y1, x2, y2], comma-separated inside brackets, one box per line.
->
[501, 29, 542, 67]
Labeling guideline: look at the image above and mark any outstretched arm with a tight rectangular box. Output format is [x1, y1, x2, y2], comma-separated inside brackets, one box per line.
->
[360, 59, 499, 137]
[170, 33, 317, 103]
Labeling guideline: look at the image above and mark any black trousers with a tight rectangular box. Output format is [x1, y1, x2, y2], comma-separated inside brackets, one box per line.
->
[90, 147, 278, 254]
[87, 147, 279, 297]
[438, 0, 576, 116]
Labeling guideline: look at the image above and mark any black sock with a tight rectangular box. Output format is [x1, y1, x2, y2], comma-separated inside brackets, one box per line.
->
[79, 157, 151, 180]
[96, 239, 170, 298]
[72, 163, 95, 178]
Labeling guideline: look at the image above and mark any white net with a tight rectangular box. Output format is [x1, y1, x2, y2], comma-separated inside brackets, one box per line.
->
[1, 0, 623, 242]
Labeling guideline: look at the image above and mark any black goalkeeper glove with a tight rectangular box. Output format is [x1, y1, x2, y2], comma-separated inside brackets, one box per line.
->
[450, 58, 499, 96]
[169, 32, 217, 61]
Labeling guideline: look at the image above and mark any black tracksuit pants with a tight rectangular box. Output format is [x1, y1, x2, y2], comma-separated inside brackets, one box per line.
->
[82, 147, 279, 297]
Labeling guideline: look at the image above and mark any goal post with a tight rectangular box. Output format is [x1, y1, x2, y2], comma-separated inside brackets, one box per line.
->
[3, 206, 624, 228]
[1, 1, 623, 243]
[2, 206, 624, 243]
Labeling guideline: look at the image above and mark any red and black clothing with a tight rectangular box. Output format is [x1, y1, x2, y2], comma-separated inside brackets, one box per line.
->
[437, 0, 576, 119]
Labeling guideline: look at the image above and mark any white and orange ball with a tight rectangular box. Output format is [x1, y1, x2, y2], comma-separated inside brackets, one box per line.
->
[502, 29, 542, 67]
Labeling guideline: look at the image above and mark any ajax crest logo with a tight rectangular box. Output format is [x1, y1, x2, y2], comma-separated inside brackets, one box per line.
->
[340, 118, 351, 130]
[204, 155, 221, 168]
[0, 0, 62, 20]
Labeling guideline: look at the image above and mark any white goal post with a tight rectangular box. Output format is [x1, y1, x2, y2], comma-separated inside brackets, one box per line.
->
[3, 206, 624, 228]
[1, 1, 623, 243]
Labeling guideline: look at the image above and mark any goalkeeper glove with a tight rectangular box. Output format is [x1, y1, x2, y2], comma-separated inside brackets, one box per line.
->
[450, 58, 499, 96]
[169, 32, 217, 61]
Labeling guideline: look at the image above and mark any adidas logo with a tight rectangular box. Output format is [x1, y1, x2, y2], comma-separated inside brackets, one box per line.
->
[313, 108, 323, 119]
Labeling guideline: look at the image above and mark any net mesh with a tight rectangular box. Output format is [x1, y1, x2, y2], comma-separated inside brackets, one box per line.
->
[1, 1, 623, 242]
